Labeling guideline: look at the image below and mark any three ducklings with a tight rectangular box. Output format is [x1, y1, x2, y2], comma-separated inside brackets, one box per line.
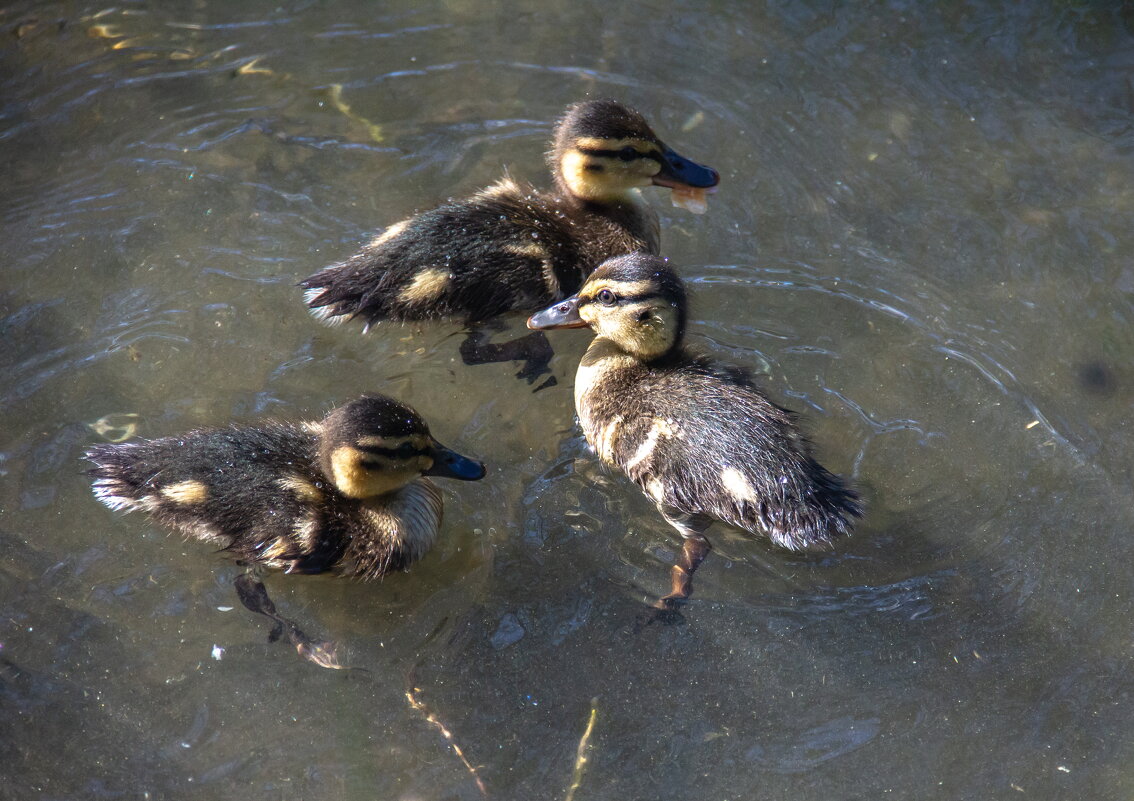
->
[88, 100, 860, 632]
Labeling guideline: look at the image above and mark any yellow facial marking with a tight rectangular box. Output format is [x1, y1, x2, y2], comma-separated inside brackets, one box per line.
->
[645, 477, 666, 504]
[279, 475, 323, 504]
[560, 151, 607, 197]
[330, 446, 366, 497]
[160, 480, 208, 505]
[559, 151, 655, 201]
[580, 291, 679, 361]
[574, 137, 660, 156]
[720, 467, 758, 502]
[329, 446, 419, 499]
[397, 268, 450, 306]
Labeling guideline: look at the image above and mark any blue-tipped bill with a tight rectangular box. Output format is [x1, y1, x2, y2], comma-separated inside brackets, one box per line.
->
[527, 295, 586, 330]
[652, 146, 720, 190]
[424, 443, 486, 481]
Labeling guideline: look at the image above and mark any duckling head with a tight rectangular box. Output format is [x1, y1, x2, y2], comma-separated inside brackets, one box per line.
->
[318, 395, 486, 499]
[527, 252, 686, 362]
[550, 100, 719, 205]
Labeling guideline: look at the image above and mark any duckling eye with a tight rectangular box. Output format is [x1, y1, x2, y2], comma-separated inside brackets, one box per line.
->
[596, 288, 617, 305]
[617, 146, 638, 162]
[395, 442, 418, 458]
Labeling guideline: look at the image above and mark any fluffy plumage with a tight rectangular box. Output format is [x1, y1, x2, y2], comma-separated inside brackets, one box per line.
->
[85, 395, 485, 578]
[301, 100, 719, 327]
[529, 253, 861, 606]
[580, 352, 858, 549]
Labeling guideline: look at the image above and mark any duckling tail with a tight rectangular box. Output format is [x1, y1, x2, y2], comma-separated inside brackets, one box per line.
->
[300, 253, 399, 328]
[767, 462, 862, 551]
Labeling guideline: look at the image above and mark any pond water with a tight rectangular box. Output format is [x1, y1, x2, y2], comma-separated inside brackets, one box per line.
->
[3, 1, 1133, 799]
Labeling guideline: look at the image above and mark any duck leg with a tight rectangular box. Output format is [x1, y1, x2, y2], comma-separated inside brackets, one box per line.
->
[656, 509, 713, 608]
[458, 326, 557, 389]
[233, 571, 346, 670]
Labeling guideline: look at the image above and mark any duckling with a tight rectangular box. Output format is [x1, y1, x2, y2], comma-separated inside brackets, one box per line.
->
[85, 394, 485, 664]
[300, 100, 719, 379]
[528, 253, 861, 609]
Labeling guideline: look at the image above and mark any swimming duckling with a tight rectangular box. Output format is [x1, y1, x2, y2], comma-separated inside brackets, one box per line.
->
[528, 254, 861, 609]
[301, 100, 719, 378]
[86, 395, 485, 664]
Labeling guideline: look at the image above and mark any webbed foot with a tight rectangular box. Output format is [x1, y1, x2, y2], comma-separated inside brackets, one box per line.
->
[633, 598, 687, 631]
[459, 329, 555, 387]
[234, 573, 349, 670]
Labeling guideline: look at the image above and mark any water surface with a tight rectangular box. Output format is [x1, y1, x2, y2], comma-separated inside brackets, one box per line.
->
[3, 2, 1132, 799]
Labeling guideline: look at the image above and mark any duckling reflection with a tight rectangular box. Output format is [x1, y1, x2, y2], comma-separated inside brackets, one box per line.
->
[85, 394, 485, 665]
[301, 100, 719, 382]
[529, 254, 861, 610]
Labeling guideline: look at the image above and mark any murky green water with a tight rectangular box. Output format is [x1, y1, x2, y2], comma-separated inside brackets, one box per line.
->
[3, 1, 1133, 799]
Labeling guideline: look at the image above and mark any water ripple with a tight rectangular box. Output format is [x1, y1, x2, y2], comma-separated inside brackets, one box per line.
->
[746, 716, 882, 773]
[697, 260, 1080, 460]
[1, 290, 189, 411]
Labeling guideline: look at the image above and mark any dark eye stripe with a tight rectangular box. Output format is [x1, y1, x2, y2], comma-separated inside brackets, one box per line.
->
[357, 445, 426, 459]
[575, 146, 661, 162]
[582, 292, 652, 306]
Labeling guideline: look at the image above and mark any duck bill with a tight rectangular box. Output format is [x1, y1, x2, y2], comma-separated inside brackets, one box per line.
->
[651, 145, 720, 190]
[424, 443, 486, 481]
[527, 296, 588, 330]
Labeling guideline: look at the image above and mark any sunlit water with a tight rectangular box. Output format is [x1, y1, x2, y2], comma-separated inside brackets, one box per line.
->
[3, 2, 1133, 799]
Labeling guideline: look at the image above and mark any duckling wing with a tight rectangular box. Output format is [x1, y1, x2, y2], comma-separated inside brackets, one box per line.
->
[86, 424, 348, 571]
[302, 179, 597, 326]
[612, 363, 861, 550]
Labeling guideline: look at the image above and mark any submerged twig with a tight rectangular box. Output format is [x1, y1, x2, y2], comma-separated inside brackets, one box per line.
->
[564, 698, 598, 801]
[405, 685, 488, 797]
[89, 412, 140, 443]
[325, 84, 385, 143]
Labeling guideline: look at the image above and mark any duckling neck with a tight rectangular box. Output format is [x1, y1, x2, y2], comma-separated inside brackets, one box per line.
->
[346, 479, 443, 576]
[573, 334, 679, 407]
[552, 176, 661, 254]
[574, 338, 637, 432]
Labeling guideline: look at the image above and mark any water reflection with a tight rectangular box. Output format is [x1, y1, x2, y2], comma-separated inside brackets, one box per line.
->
[2, 1, 1133, 799]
